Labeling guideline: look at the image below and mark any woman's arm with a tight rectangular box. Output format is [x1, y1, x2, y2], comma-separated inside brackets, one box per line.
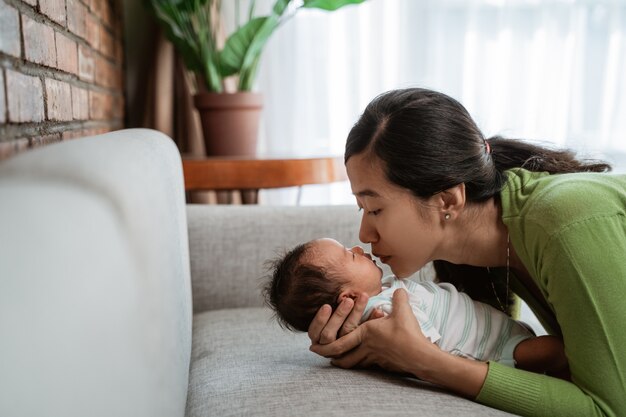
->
[476, 214, 626, 416]
[309, 289, 489, 398]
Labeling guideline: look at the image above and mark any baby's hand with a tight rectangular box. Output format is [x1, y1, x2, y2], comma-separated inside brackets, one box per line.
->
[365, 307, 386, 321]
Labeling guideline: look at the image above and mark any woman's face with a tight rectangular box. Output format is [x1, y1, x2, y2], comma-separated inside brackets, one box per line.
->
[346, 153, 443, 278]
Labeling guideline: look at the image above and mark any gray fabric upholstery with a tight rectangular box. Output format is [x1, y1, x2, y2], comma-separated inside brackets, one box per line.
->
[187, 204, 388, 313]
[186, 307, 516, 417]
[0, 129, 192, 417]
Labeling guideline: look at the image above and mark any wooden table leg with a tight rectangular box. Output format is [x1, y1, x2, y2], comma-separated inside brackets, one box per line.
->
[241, 189, 259, 204]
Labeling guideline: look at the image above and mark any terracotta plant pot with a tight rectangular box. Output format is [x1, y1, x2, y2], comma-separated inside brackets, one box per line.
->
[193, 92, 263, 156]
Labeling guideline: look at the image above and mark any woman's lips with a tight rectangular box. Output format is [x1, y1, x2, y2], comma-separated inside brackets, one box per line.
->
[375, 254, 391, 264]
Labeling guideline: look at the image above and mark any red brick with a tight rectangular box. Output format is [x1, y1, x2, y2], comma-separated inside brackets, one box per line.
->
[71, 85, 88, 119]
[80, 128, 94, 137]
[112, 93, 124, 119]
[0, 142, 15, 160]
[31, 134, 62, 148]
[0, 138, 31, 160]
[81, 127, 101, 137]
[67, 0, 86, 39]
[85, 11, 99, 48]
[45, 78, 73, 121]
[98, 1, 113, 29]
[92, 127, 110, 135]
[99, 26, 114, 58]
[22, 15, 57, 68]
[89, 90, 113, 120]
[40, 0, 67, 27]
[116, 66, 124, 90]
[0, 4, 21, 57]
[115, 39, 123, 65]
[78, 44, 95, 82]
[90, 0, 102, 19]
[6, 70, 44, 123]
[95, 55, 115, 89]
[1, 138, 33, 161]
[15, 138, 29, 152]
[54, 32, 78, 75]
[0, 71, 5, 124]
[62, 129, 85, 140]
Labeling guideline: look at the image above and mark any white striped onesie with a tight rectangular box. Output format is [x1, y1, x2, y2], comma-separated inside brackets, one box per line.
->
[361, 276, 533, 366]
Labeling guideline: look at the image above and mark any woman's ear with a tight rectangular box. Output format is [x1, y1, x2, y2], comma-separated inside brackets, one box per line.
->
[436, 183, 466, 221]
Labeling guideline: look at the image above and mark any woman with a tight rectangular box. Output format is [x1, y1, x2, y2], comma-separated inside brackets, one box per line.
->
[307, 88, 626, 416]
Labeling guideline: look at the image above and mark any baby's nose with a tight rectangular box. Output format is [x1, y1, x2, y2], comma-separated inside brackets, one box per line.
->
[351, 246, 364, 256]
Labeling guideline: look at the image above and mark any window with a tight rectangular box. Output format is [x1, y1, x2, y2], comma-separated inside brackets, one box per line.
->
[253, 0, 626, 204]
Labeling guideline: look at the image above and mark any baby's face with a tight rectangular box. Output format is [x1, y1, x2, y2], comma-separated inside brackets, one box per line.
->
[309, 238, 383, 298]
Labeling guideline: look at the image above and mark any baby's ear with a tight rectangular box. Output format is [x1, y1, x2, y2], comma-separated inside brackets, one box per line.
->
[336, 290, 357, 303]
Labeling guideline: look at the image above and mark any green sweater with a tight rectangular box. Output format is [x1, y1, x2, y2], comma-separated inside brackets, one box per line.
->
[475, 168, 626, 416]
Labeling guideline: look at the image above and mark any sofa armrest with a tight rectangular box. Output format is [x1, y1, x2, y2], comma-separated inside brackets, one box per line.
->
[0, 129, 191, 417]
[187, 204, 378, 313]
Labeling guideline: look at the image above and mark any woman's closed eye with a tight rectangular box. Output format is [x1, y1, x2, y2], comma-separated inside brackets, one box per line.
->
[357, 206, 381, 216]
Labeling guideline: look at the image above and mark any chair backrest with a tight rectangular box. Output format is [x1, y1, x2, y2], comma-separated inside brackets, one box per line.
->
[0, 129, 192, 417]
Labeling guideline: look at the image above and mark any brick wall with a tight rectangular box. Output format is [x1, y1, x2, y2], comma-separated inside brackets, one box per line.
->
[0, 0, 124, 160]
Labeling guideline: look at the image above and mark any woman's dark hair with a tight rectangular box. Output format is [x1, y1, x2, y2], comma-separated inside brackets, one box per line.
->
[345, 88, 610, 201]
[345, 88, 611, 312]
[262, 242, 345, 332]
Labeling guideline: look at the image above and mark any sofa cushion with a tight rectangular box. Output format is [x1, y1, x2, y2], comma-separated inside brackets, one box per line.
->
[186, 308, 516, 417]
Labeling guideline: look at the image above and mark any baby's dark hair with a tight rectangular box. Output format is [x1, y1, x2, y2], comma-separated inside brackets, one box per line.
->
[262, 241, 346, 332]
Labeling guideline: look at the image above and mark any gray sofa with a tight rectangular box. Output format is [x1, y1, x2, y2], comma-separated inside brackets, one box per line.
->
[0, 129, 515, 416]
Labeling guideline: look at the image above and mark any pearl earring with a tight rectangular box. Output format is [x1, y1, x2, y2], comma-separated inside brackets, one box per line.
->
[444, 213, 451, 220]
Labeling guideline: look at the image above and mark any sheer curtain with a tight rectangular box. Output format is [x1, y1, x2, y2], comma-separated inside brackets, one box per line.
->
[251, 0, 626, 205]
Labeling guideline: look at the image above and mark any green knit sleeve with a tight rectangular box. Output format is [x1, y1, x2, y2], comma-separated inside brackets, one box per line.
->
[477, 214, 626, 416]
[477, 362, 604, 416]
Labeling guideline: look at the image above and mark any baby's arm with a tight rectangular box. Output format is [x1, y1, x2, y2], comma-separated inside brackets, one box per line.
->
[513, 335, 570, 380]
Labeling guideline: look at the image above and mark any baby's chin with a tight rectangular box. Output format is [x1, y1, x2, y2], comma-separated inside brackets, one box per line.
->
[390, 268, 412, 279]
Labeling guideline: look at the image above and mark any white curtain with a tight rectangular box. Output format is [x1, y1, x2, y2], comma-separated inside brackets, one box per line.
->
[247, 0, 626, 204]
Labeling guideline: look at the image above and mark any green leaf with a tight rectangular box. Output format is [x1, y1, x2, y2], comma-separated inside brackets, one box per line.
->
[272, 0, 292, 15]
[150, 0, 205, 13]
[238, 54, 262, 91]
[146, 1, 203, 71]
[146, 0, 223, 91]
[220, 17, 265, 77]
[147, 0, 368, 91]
[220, 16, 279, 78]
[302, 0, 367, 11]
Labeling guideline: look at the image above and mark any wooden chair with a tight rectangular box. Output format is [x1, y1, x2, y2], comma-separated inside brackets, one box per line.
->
[182, 156, 347, 204]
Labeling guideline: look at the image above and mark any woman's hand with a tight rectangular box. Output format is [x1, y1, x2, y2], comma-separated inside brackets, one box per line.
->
[308, 289, 489, 398]
[307, 292, 371, 345]
[309, 289, 435, 373]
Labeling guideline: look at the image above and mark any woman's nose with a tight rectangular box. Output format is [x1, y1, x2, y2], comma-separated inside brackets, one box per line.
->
[359, 215, 378, 244]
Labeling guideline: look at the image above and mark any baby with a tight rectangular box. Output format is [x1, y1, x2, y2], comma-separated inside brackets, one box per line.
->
[263, 238, 569, 377]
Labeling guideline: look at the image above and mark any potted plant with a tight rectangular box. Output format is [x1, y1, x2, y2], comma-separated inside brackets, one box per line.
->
[146, 0, 367, 156]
